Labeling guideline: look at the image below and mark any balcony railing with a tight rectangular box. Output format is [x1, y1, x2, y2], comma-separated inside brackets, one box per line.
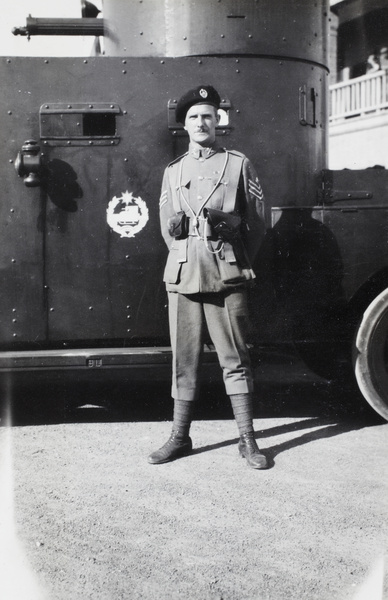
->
[330, 68, 388, 122]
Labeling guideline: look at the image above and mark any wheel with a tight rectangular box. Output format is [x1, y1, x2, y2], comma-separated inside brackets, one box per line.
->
[353, 288, 388, 421]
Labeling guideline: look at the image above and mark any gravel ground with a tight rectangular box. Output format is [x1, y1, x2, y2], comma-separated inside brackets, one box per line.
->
[1, 352, 388, 600]
[1, 389, 388, 600]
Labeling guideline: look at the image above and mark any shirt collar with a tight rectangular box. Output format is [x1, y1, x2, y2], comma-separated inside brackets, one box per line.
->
[189, 142, 220, 160]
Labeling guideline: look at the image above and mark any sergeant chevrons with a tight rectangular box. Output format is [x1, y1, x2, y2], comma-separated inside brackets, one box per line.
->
[159, 143, 265, 294]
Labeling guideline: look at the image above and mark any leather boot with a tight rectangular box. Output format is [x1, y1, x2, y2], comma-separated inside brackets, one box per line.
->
[148, 430, 192, 465]
[238, 432, 268, 469]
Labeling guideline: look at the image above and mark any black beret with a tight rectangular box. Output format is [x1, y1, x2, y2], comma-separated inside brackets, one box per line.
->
[175, 85, 221, 124]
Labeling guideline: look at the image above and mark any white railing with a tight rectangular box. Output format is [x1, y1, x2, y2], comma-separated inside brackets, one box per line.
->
[330, 68, 388, 122]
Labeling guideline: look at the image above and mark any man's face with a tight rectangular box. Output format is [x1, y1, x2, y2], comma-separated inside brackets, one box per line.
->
[184, 103, 220, 146]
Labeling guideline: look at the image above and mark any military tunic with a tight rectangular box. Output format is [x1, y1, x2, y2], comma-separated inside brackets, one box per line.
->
[159, 142, 265, 401]
[160, 144, 265, 293]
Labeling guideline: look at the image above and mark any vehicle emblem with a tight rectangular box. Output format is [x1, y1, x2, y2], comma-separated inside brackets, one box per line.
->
[199, 88, 208, 98]
[107, 191, 149, 238]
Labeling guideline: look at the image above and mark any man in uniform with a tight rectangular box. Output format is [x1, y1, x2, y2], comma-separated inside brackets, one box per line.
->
[148, 85, 268, 469]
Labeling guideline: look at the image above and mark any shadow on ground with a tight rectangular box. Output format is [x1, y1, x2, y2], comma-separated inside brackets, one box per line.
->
[0, 364, 383, 430]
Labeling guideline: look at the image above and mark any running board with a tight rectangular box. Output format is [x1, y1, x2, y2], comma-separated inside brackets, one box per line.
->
[0, 346, 218, 372]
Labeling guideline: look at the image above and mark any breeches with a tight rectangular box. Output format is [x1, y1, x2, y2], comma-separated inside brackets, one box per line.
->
[168, 289, 254, 401]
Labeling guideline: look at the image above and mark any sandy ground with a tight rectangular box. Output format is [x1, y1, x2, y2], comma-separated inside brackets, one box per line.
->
[1, 360, 388, 600]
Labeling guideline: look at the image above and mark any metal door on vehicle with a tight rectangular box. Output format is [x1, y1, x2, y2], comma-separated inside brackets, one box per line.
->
[1, 57, 168, 349]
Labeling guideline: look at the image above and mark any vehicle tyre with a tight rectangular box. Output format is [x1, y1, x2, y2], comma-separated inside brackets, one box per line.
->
[353, 288, 388, 421]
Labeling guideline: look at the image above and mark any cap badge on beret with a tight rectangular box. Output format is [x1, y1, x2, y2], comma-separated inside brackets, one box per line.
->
[199, 88, 208, 98]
